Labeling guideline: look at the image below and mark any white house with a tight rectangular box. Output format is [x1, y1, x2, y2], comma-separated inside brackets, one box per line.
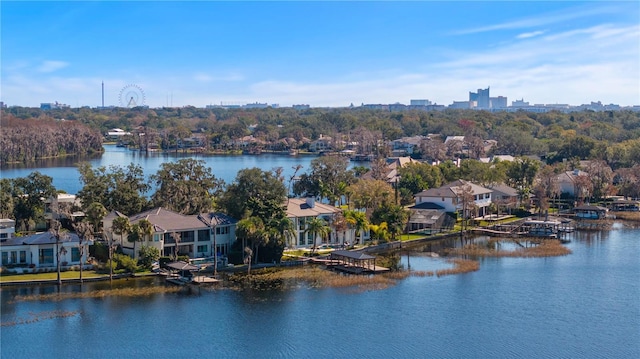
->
[390, 136, 426, 156]
[44, 193, 84, 222]
[308, 135, 333, 152]
[122, 207, 237, 259]
[1, 230, 88, 270]
[0, 219, 16, 241]
[286, 197, 348, 249]
[414, 179, 492, 217]
[558, 169, 589, 197]
[105, 128, 131, 141]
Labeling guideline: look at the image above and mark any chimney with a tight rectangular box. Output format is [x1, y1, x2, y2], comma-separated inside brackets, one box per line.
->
[306, 196, 315, 208]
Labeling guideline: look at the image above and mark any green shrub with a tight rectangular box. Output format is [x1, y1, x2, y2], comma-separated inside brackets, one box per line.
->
[138, 245, 160, 270]
[113, 253, 138, 273]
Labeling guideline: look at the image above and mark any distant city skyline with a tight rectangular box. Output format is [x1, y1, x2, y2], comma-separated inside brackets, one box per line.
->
[2, 1, 639, 108]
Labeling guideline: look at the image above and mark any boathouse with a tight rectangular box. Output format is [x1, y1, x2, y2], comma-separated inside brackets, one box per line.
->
[611, 200, 640, 212]
[574, 205, 608, 219]
[328, 250, 386, 274]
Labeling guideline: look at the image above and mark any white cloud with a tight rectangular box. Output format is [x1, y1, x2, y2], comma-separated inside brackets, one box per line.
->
[455, 4, 620, 35]
[37, 60, 69, 73]
[516, 30, 545, 39]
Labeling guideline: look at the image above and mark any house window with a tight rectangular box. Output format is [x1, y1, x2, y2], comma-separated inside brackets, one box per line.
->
[0, 233, 7, 239]
[1, 252, 7, 265]
[197, 245, 208, 253]
[153, 234, 161, 242]
[10, 251, 17, 264]
[71, 248, 80, 262]
[39, 248, 54, 265]
[181, 231, 195, 243]
[19, 251, 26, 264]
[198, 229, 210, 241]
[299, 232, 305, 246]
[215, 227, 229, 235]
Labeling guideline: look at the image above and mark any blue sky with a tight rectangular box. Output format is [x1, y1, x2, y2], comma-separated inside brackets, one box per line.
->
[2, 1, 639, 108]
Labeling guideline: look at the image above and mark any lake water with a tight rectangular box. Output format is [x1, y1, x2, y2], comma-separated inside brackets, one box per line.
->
[1, 227, 639, 358]
[1, 146, 639, 358]
[0, 145, 320, 194]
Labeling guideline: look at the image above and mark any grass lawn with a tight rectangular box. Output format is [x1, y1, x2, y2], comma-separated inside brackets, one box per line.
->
[0, 270, 107, 283]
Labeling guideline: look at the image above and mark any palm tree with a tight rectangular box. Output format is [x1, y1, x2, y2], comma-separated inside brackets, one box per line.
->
[273, 216, 296, 250]
[127, 224, 143, 260]
[369, 222, 389, 243]
[237, 217, 266, 264]
[49, 219, 68, 286]
[305, 217, 330, 254]
[112, 216, 131, 248]
[138, 219, 154, 257]
[72, 221, 93, 284]
[344, 210, 368, 246]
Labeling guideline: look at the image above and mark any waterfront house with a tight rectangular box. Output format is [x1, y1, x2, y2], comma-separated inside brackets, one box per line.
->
[105, 128, 131, 141]
[309, 135, 333, 152]
[558, 169, 589, 197]
[360, 156, 418, 185]
[197, 212, 238, 258]
[286, 197, 348, 249]
[486, 183, 519, 214]
[0, 228, 87, 270]
[414, 179, 493, 217]
[44, 193, 84, 223]
[123, 207, 237, 259]
[406, 202, 451, 234]
[390, 136, 427, 156]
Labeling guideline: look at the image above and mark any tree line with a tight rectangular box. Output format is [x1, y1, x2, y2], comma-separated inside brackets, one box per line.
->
[0, 114, 103, 163]
[3, 106, 640, 170]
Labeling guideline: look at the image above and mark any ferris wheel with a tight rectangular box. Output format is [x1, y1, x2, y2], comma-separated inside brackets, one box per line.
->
[119, 84, 146, 108]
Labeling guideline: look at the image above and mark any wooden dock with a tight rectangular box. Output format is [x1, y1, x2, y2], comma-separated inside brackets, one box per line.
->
[328, 264, 390, 274]
[192, 275, 221, 284]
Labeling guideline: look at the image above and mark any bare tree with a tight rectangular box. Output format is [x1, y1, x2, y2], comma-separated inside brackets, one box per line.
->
[585, 160, 613, 201]
[457, 184, 477, 236]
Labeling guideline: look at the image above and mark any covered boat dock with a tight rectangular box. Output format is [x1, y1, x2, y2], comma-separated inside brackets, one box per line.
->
[328, 250, 389, 274]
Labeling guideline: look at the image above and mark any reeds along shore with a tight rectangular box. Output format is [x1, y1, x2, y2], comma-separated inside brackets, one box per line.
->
[612, 212, 640, 223]
[10, 286, 183, 303]
[446, 239, 572, 258]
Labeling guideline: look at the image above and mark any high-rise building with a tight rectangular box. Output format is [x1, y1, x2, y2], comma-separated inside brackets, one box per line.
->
[490, 96, 507, 109]
[410, 99, 432, 106]
[469, 87, 490, 109]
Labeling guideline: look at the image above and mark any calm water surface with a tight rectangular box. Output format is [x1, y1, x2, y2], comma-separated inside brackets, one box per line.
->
[2, 227, 639, 358]
[0, 145, 320, 194]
